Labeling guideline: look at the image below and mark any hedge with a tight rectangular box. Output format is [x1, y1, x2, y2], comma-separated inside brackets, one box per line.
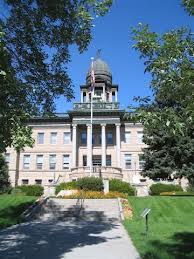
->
[160, 191, 194, 196]
[76, 177, 104, 191]
[12, 185, 44, 196]
[150, 183, 183, 195]
[109, 179, 135, 196]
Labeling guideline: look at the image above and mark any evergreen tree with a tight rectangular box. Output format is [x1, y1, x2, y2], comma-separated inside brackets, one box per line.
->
[0, 154, 10, 194]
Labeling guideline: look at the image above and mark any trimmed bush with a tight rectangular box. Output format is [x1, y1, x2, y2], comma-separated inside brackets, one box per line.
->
[14, 185, 44, 196]
[55, 181, 78, 194]
[109, 179, 135, 196]
[150, 183, 183, 195]
[76, 177, 103, 191]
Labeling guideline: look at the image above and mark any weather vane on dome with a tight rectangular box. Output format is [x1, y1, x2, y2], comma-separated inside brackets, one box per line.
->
[96, 49, 102, 59]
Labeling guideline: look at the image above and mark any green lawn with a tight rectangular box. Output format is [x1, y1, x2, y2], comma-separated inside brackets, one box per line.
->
[0, 195, 36, 229]
[124, 196, 194, 259]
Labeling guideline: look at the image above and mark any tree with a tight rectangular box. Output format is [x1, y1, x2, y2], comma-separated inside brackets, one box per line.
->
[0, 154, 10, 193]
[129, 24, 194, 184]
[0, 1, 112, 153]
[182, 0, 194, 15]
[1, 0, 112, 114]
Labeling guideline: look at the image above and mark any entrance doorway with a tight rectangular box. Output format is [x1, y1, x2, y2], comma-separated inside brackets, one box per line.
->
[92, 155, 101, 166]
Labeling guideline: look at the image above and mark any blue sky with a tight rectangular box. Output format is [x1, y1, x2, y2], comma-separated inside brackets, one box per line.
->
[57, 0, 193, 113]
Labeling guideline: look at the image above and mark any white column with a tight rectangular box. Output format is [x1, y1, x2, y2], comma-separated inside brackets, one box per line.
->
[103, 85, 106, 101]
[72, 124, 77, 168]
[101, 124, 106, 166]
[116, 123, 121, 167]
[87, 124, 92, 167]
[81, 91, 83, 103]
[115, 90, 118, 102]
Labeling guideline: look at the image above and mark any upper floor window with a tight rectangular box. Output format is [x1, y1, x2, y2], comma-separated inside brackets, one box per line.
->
[5, 153, 10, 165]
[64, 132, 71, 144]
[107, 132, 113, 145]
[125, 131, 131, 144]
[106, 155, 111, 166]
[81, 132, 87, 145]
[23, 155, 30, 169]
[49, 154, 56, 170]
[137, 131, 143, 144]
[63, 155, 70, 169]
[36, 155, 43, 170]
[50, 132, 57, 144]
[125, 154, 132, 169]
[112, 91, 115, 102]
[139, 154, 145, 170]
[37, 133, 44, 144]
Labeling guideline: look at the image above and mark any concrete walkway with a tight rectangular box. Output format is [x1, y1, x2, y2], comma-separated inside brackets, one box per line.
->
[0, 199, 140, 259]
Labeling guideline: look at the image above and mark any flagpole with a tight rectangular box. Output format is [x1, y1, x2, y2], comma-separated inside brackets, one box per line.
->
[90, 57, 94, 176]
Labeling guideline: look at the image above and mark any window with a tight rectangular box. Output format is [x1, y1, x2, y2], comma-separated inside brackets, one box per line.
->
[107, 132, 113, 145]
[37, 133, 44, 144]
[139, 154, 145, 170]
[112, 91, 115, 102]
[106, 93, 109, 102]
[22, 179, 29, 185]
[50, 132, 57, 144]
[125, 131, 131, 143]
[125, 154, 132, 169]
[64, 132, 71, 144]
[23, 155, 30, 169]
[83, 92, 86, 102]
[49, 154, 56, 170]
[36, 155, 43, 169]
[81, 132, 87, 145]
[106, 155, 111, 166]
[35, 179, 42, 185]
[83, 155, 87, 166]
[48, 179, 53, 183]
[137, 131, 143, 144]
[5, 153, 10, 165]
[63, 155, 70, 169]
[95, 87, 103, 97]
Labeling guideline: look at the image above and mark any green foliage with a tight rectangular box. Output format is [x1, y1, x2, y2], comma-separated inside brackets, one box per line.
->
[14, 185, 44, 197]
[0, 154, 10, 194]
[109, 179, 135, 196]
[150, 183, 183, 195]
[76, 177, 104, 191]
[182, 0, 194, 15]
[55, 181, 78, 194]
[130, 24, 194, 183]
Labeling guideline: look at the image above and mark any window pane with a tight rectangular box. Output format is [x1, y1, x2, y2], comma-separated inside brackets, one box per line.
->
[107, 132, 113, 144]
[137, 131, 143, 144]
[50, 132, 57, 144]
[23, 155, 30, 169]
[49, 154, 56, 170]
[106, 155, 111, 166]
[81, 132, 87, 145]
[5, 153, 10, 164]
[37, 133, 44, 144]
[125, 132, 131, 143]
[63, 154, 70, 169]
[36, 155, 43, 169]
[125, 154, 131, 169]
[64, 132, 71, 144]
[35, 179, 42, 185]
[22, 179, 29, 185]
[139, 154, 145, 169]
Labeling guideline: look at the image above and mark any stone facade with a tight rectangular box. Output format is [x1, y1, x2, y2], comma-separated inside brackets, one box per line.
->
[5, 58, 185, 188]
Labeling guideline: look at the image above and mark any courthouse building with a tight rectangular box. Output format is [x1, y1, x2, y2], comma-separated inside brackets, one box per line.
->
[5, 58, 147, 187]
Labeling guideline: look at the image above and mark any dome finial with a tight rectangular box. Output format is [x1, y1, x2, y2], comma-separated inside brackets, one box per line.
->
[96, 49, 102, 59]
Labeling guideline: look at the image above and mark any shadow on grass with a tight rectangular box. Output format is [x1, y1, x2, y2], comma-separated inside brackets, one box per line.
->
[143, 232, 194, 259]
[0, 201, 35, 228]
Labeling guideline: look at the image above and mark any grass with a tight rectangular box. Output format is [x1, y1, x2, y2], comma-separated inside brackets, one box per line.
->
[124, 196, 194, 259]
[0, 194, 36, 229]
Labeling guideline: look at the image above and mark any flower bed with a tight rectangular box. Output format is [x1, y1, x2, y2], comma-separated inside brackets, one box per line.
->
[60, 191, 128, 199]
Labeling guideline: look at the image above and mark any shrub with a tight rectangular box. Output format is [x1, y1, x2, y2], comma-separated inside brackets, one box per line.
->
[76, 177, 103, 191]
[16, 185, 44, 196]
[109, 179, 135, 196]
[160, 191, 194, 196]
[62, 191, 127, 199]
[55, 181, 78, 194]
[150, 183, 183, 195]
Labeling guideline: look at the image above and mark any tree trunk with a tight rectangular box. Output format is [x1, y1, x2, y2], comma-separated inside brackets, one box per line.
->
[15, 151, 20, 187]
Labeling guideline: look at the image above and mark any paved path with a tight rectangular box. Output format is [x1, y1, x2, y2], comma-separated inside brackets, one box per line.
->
[0, 199, 140, 259]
